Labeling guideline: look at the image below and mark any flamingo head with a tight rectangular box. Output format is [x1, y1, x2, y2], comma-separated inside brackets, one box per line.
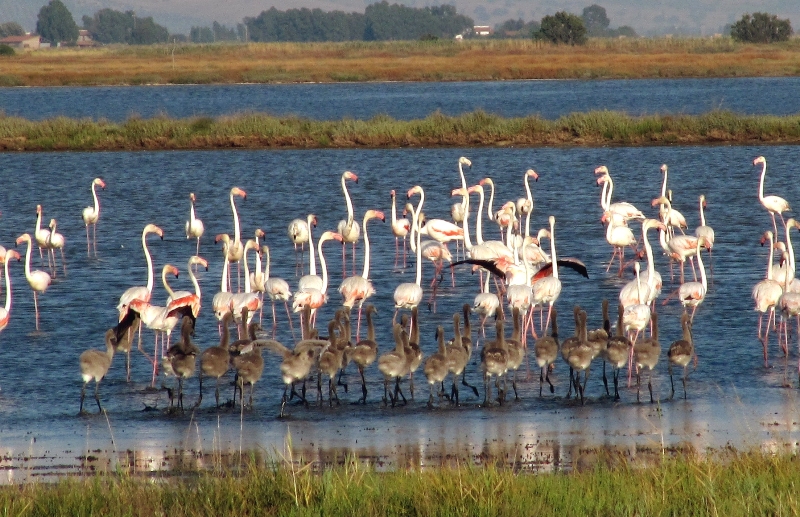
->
[651, 196, 670, 207]
[537, 228, 550, 242]
[407, 185, 422, 199]
[643, 218, 667, 232]
[593, 165, 608, 175]
[390, 189, 396, 199]
[94, 178, 106, 189]
[479, 177, 493, 187]
[760, 230, 773, 246]
[189, 192, 196, 202]
[255, 228, 265, 239]
[343, 171, 358, 183]
[366, 209, 385, 222]
[215, 233, 231, 245]
[15, 233, 31, 246]
[526, 169, 539, 182]
[321, 231, 344, 243]
[36, 204, 42, 215]
[754, 156, 766, 166]
[500, 201, 516, 214]
[451, 187, 468, 197]
[459, 156, 472, 167]
[699, 194, 707, 209]
[548, 215, 556, 227]
[245, 239, 259, 252]
[5, 250, 20, 263]
[788, 218, 798, 230]
[169, 265, 180, 278]
[596, 174, 609, 185]
[231, 187, 246, 199]
[144, 224, 164, 239]
[49, 218, 57, 229]
[469, 184, 483, 195]
[261, 245, 269, 257]
[192, 256, 209, 271]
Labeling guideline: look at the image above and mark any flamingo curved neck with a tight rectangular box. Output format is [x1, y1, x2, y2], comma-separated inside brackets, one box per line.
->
[264, 248, 271, 281]
[523, 174, 533, 238]
[188, 263, 201, 297]
[92, 182, 100, 216]
[189, 201, 196, 223]
[230, 191, 241, 242]
[318, 237, 329, 294]
[606, 176, 616, 209]
[362, 214, 372, 279]
[460, 192, 473, 251]
[220, 244, 229, 293]
[242, 246, 252, 293]
[699, 199, 707, 227]
[307, 215, 317, 276]
[786, 224, 796, 274]
[458, 162, 468, 211]
[486, 181, 495, 221]
[696, 241, 707, 291]
[643, 226, 656, 291]
[391, 194, 399, 226]
[143, 230, 155, 294]
[549, 219, 559, 279]
[600, 179, 610, 210]
[758, 161, 767, 202]
[3, 256, 11, 313]
[162, 268, 175, 299]
[411, 204, 422, 286]
[475, 188, 485, 245]
[661, 167, 668, 198]
[342, 175, 355, 222]
[766, 234, 775, 280]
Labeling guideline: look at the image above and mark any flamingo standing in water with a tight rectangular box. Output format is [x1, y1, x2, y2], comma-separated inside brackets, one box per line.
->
[754, 156, 791, 237]
[657, 164, 688, 233]
[82, 177, 106, 256]
[337, 171, 360, 277]
[293, 231, 343, 330]
[297, 214, 321, 293]
[47, 218, 66, 277]
[753, 230, 784, 364]
[652, 196, 699, 284]
[224, 187, 247, 291]
[339, 209, 385, 338]
[393, 199, 424, 325]
[117, 224, 164, 320]
[532, 216, 562, 335]
[390, 190, 411, 268]
[288, 217, 310, 272]
[185, 192, 204, 256]
[16, 233, 51, 331]
[229, 240, 262, 328]
[0, 250, 20, 333]
[262, 245, 293, 337]
[34, 204, 50, 265]
[677, 237, 709, 321]
[594, 167, 644, 221]
[450, 156, 472, 259]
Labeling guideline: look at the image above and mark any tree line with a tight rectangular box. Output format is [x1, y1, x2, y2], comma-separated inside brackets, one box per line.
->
[0, 0, 794, 47]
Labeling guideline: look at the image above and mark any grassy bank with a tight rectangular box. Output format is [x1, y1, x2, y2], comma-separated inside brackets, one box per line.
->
[2, 38, 800, 86]
[3, 451, 800, 515]
[2, 110, 800, 151]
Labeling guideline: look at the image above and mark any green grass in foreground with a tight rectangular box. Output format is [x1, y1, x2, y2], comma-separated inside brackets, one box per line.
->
[3, 452, 800, 515]
[2, 110, 800, 151]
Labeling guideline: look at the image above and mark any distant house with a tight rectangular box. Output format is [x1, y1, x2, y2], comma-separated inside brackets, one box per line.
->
[77, 30, 95, 48]
[0, 34, 41, 49]
[473, 25, 492, 36]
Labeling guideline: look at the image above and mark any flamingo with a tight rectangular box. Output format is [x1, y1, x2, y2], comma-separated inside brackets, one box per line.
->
[619, 219, 664, 309]
[165, 255, 208, 320]
[229, 240, 262, 327]
[602, 209, 638, 276]
[287, 217, 310, 271]
[46, 218, 66, 277]
[623, 262, 651, 344]
[262, 245, 293, 337]
[677, 237, 709, 320]
[225, 187, 247, 291]
[117, 224, 163, 320]
[297, 214, 321, 292]
[473, 183, 514, 260]
[212, 239, 235, 328]
[531, 215, 562, 335]
[16, 233, 51, 332]
[339, 209, 385, 339]
[516, 169, 539, 240]
[393, 200, 424, 324]
[657, 164, 688, 233]
[410, 184, 462, 290]
[594, 167, 644, 220]
[185, 192, 204, 256]
[390, 190, 411, 268]
[82, 177, 106, 256]
[753, 230, 784, 364]
[754, 156, 791, 237]
[450, 156, 472, 259]
[337, 171, 360, 276]
[292, 231, 343, 330]
[34, 204, 50, 264]
[0, 250, 20, 333]
[652, 196, 699, 284]
[777, 249, 800, 380]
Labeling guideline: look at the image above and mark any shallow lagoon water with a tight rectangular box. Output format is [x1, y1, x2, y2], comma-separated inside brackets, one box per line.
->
[1, 145, 800, 480]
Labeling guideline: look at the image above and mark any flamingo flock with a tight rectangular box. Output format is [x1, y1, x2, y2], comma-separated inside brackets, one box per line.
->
[7, 155, 800, 415]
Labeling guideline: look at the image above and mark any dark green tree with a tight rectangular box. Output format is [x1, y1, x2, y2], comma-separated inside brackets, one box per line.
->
[82, 9, 134, 44]
[0, 22, 25, 38]
[493, 18, 540, 38]
[535, 12, 587, 45]
[190, 26, 214, 43]
[581, 4, 609, 36]
[36, 0, 79, 44]
[730, 12, 792, 43]
[130, 16, 169, 44]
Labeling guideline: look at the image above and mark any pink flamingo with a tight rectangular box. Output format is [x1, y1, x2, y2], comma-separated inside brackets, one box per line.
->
[297, 214, 322, 293]
[657, 164, 688, 233]
[293, 231, 343, 330]
[450, 156, 472, 259]
[82, 177, 106, 256]
[34, 204, 50, 264]
[288, 217, 310, 272]
[46, 218, 66, 277]
[390, 190, 411, 268]
[753, 230, 784, 364]
[531, 216, 562, 335]
[262, 245, 293, 337]
[337, 171, 361, 276]
[339, 209, 385, 338]
[393, 200, 424, 326]
[116, 224, 163, 320]
[16, 233, 51, 332]
[594, 169, 644, 221]
[229, 240, 262, 328]
[754, 156, 791, 237]
[0, 250, 20, 333]
[185, 193, 205, 256]
[677, 237, 708, 321]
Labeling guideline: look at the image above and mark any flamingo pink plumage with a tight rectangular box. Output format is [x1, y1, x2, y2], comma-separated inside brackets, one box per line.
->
[82, 177, 105, 256]
[16, 233, 52, 331]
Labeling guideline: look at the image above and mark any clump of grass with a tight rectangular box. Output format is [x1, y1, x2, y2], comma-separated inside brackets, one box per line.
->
[2, 451, 800, 515]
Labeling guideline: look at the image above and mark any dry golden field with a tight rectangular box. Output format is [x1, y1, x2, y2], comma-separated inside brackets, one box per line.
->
[2, 38, 800, 86]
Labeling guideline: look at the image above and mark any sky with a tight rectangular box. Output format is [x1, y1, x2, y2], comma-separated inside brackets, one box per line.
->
[4, 0, 800, 37]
